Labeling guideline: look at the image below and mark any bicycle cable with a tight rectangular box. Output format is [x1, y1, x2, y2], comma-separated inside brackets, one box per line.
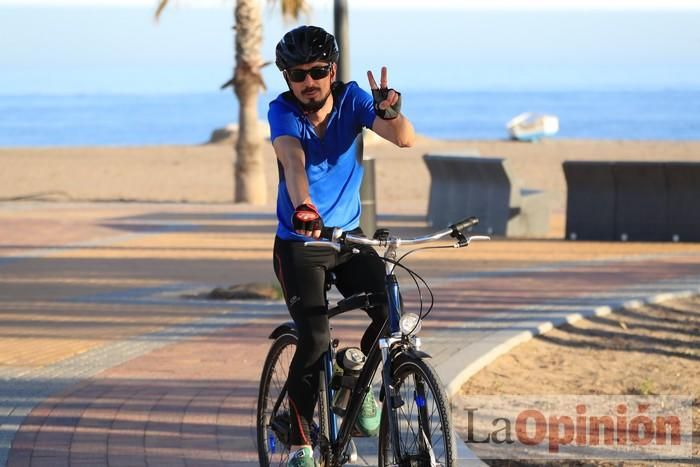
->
[393, 244, 459, 272]
[380, 255, 436, 330]
[390, 245, 458, 321]
[339, 242, 458, 333]
[349, 249, 433, 333]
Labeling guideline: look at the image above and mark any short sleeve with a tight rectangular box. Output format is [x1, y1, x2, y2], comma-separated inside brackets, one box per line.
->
[268, 99, 301, 141]
[351, 84, 377, 130]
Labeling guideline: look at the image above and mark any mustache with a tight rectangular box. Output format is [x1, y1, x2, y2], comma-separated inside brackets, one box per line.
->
[302, 86, 321, 94]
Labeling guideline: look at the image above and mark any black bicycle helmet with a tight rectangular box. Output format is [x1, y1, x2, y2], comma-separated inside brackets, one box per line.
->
[275, 25, 339, 71]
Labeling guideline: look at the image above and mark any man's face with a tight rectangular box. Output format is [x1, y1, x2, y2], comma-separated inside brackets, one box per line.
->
[285, 61, 335, 113]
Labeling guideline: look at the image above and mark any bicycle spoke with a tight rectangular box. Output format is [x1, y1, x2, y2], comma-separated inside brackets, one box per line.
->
[379, 358, 454, 466]
[257, 333, 329, 466]
[257, 334, 296, 466]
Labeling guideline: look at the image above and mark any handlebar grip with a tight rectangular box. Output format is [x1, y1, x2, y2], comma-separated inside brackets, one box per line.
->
[320, 226, 347, 243]
[320, 226, 336, 240]
[449, 216, 479, 233]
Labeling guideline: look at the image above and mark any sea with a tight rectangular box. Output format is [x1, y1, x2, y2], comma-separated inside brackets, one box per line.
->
[1, 89, 699, 147]
[2, 5, 700, 146]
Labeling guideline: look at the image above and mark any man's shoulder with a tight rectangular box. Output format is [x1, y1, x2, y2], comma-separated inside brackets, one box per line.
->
[333, 81, 372, 114]
[268, 92, 304, 141]
[269, 91, 301, 115]
[334, 81, 366, 99]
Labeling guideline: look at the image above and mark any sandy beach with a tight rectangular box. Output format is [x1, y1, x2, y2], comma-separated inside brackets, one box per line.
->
[2, 137, 699, 225]
[460, 294, 700, 465]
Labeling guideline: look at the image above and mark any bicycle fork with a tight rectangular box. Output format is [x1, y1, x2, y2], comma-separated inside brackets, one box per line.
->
[381, 272, 406, 462]
[380, 337, 402, 463]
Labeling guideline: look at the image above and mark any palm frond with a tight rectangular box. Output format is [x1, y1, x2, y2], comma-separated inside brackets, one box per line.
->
[270, 0, 308, 21]
[154, 0, 169, 21]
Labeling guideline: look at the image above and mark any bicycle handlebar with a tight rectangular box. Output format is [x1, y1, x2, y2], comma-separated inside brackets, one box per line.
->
[304, 216, 490, 252]
[449, 216, 479, 233]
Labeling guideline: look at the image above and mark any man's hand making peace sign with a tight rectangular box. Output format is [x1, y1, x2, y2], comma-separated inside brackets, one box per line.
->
[367, 66, 402, 120]
[366, 66, 415, 147]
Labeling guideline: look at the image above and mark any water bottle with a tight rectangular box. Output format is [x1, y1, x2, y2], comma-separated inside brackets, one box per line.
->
[331, 347, 366, 416]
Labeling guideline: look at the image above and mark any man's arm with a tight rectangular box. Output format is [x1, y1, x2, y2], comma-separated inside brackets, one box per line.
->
[372, 112, 415, 148]
[272, 135, 311, 207]
[272, 135, 323, 238]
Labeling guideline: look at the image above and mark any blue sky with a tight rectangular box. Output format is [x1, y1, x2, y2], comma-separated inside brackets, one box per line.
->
[2, 1, 700, 94]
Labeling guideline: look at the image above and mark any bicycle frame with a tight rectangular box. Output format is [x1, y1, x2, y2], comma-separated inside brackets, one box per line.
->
[315, 241, 426, 465]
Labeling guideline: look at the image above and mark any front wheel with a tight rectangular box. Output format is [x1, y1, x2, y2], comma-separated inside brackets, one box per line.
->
[378, 356, 456, 466]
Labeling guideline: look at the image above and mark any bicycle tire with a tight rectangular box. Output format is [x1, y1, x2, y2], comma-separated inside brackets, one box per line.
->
[377, 356, 456, 466]
[257, 333, 297, 466]
[317, 361, 331, 467]
[257, 333, 330, 467]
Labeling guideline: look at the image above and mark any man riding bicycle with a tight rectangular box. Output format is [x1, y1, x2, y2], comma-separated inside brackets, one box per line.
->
[268, 25, 416, 467]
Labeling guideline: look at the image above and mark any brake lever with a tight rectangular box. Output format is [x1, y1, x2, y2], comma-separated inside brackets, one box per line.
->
[455, 235, 491, 248]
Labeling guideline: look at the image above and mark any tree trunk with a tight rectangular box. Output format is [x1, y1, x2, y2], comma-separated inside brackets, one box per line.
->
[334, 0, 350, 83]
[232, 0, 266, 204]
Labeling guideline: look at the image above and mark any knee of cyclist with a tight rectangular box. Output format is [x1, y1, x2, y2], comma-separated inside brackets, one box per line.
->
[304, 331, 330, 356]
[296, 326, 330, 358]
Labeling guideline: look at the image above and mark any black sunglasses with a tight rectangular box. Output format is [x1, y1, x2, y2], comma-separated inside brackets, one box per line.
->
[286, 65, 332, 83]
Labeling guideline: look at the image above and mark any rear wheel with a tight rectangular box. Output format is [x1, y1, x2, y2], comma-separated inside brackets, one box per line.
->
[257, 333, 297, 466]
[378, 356, 456, 466]
[257, 333, 329, 466]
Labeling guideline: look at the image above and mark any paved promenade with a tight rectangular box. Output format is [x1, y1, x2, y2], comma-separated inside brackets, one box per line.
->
[1, 202, 699, 466]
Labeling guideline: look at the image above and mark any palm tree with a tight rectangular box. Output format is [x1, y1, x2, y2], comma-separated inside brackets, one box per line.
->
[156, 0, 306, 204]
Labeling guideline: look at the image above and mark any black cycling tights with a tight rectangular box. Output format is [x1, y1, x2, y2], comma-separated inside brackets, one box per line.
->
[273, 233, 388, 446]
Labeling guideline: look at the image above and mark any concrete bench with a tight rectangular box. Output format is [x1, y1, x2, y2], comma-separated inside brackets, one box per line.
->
[563, 161, 700, 242]
[423, 153, 550, 237]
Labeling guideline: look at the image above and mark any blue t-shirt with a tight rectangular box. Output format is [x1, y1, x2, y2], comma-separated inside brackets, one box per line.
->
[268, 81, 376, 241]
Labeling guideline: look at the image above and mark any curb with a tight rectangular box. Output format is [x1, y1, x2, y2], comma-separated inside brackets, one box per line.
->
[437, 288, 699, 466]
[440, 288, 699, 399]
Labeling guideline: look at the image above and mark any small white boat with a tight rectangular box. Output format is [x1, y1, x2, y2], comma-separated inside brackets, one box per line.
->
[506, 112, 559, 141]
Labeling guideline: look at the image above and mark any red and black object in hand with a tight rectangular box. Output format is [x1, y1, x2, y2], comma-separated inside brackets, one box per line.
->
[292, 203, 324, 238]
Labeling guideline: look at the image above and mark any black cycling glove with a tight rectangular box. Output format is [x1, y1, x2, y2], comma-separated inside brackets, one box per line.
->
[372, 88, 402, 120]
[292, 203, 324, 235]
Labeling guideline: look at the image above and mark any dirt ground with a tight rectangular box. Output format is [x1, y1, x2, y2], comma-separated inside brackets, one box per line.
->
[3, 138, 700, 216]
[458, 295, 700, 466]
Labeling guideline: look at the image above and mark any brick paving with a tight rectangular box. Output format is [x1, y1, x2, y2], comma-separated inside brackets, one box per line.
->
[1, 202, 699, 466]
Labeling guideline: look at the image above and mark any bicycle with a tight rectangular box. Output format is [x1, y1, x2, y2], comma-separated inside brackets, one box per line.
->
[256, 217, 488, 466]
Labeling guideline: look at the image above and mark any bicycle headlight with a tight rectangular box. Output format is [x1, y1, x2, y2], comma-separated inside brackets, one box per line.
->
[399, 313, 422, 336]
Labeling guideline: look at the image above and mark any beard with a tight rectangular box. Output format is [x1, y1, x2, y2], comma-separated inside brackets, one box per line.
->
[298, 87, 332, 113]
